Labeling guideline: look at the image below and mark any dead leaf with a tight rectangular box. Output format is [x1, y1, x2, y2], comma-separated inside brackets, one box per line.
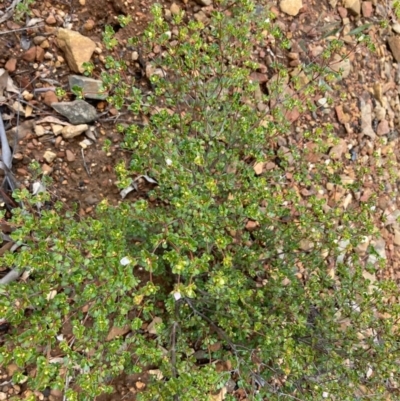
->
[0, 68, 19, 94]
[120, 175, 159, 198]
[36, 116, 72, 125]
[120, 185, 135, 199]
[106, 325, 131, 341]
[0, 220, 14, 234]
[32, 181, 46, 196]
[0, 241, 14, 257]
[0, 70, 8, 97]
[12, 101, 26, 116]
[7, 119, 35, 141]
[26, 17, 44, 27]
[373, 82, 383, 106]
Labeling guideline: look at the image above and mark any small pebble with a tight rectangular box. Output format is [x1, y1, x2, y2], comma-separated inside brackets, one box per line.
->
[65, 149, 75, 162]
[55, 136, 63, 147]
[43, 150, 57, 163]
[33, 35, 46, 45]
[79, 139, 92, 149]
[83, 19, 95, 30]
[5, 58, 17, 72]
[135, 381, 146, 390]
[170, 3, 180, 14]
[42, 91, 58, 106]
[393, 23, 400, 34]
[84, 195, 98, 205]
[45, 15, 57, 25]
[34, 125, 46, 136]
[40, 40, 50, 49]
[41, 164, 53, 175]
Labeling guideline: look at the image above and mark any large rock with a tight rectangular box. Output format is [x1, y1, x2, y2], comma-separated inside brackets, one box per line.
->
[52, 100, 97, 124]
[279, 0, 303, 16]
[68, 75, 107, 100]
[388, 36, 400, 63]
[56, 28, 96, 73]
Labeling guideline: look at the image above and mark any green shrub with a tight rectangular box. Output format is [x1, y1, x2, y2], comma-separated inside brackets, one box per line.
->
[1, 1, 400, 400]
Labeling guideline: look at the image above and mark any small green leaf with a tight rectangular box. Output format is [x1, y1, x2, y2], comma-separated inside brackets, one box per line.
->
[348, 23, 372, 36]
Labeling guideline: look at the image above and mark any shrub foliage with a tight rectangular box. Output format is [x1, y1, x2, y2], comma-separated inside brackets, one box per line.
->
[1, 1, 400, 400]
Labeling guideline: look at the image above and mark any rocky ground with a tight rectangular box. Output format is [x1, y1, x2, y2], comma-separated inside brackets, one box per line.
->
[1, 0, 400, 399]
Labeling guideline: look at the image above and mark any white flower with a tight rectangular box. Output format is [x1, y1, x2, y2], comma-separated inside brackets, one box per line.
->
[166, 158, 172, 166]
[322, 392, 328, 398]
[120, 256, 131, 266]
[173, 292, 181, 301]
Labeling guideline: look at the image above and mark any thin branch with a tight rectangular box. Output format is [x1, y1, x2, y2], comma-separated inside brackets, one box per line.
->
[81, 149, 91, 176]
[0, 24, 45, 35]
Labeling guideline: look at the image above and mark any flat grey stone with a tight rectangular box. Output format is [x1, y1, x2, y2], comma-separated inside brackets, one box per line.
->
[51, 100, 97, 124]
[69, 75, 107, 100]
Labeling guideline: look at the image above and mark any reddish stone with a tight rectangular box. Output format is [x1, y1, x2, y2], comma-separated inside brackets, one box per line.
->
[22, 46, 44, 62]
[5, 58, 17, 72]
[66, 150, 75, 162]
[249, 72, 268, 83]
[36, 46, 45, 62]
[22, 47, 36, 62]
[285, 107, 300, 123]
[335, 105, 350, 124]
[31, 9, 41, 17]
[17, 168, 28, 176]
[41, 163, 53, 174]
[289, 59, 301, 67]
[42, 91, 58, 106]
[377, 120, 390, 136]
[257, 63, 268, 73]
[83, 19, 95, 31]
[45, 14, 57, 25]
[337, 7, 347, 18]
[362, 1, 373, 18]
[245, 220, 259, 232]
